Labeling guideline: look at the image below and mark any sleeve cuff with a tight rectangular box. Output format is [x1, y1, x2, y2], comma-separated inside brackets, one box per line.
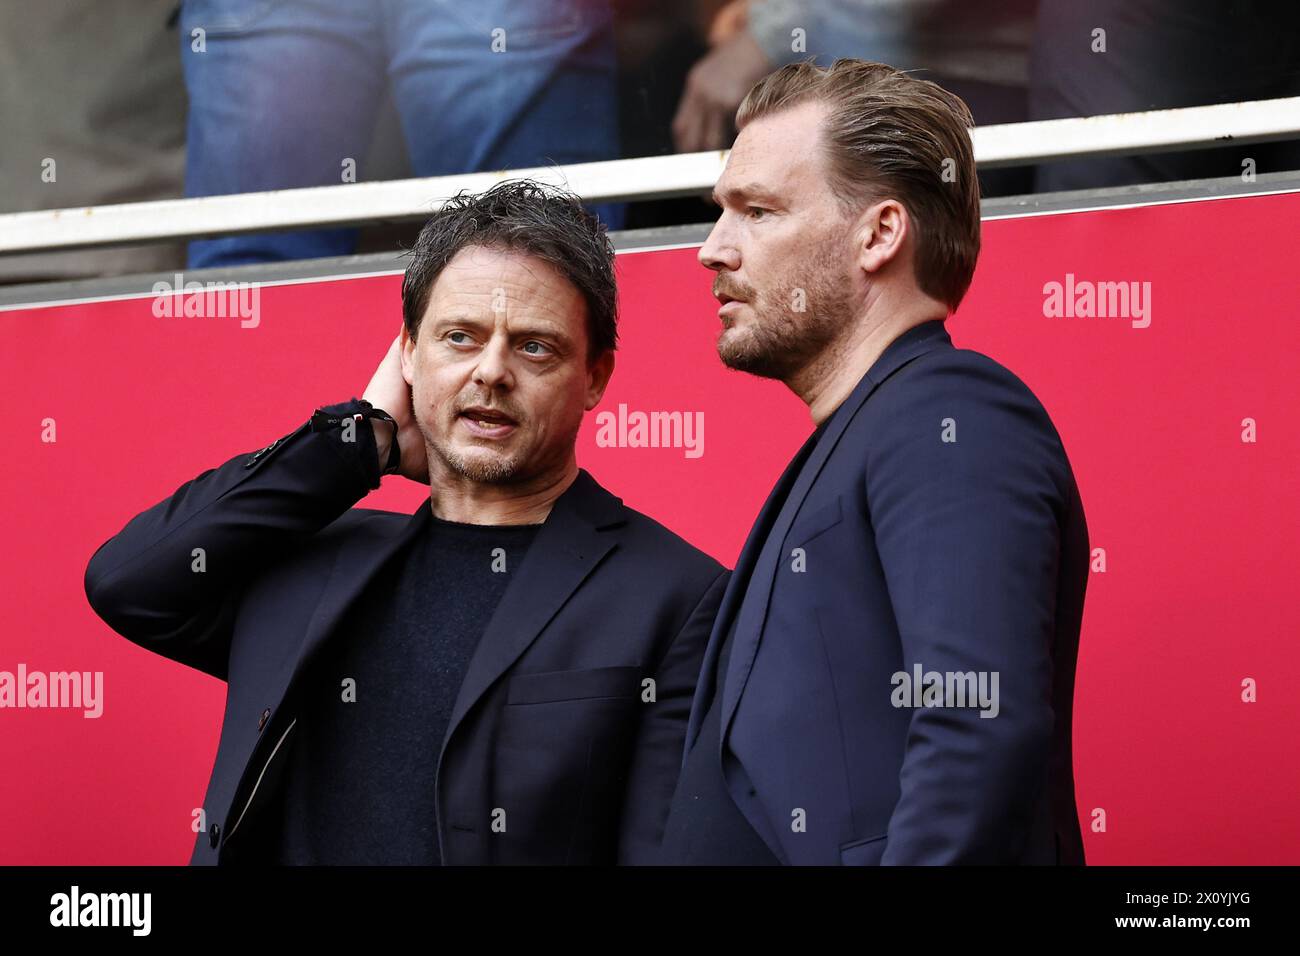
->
[314, 397, 383, 492]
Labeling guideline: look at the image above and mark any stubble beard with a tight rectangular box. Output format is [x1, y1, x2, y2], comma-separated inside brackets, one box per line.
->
[417, 396, 528, 485]
[716, 235, 854, 382]
[430, 435, 524, 484]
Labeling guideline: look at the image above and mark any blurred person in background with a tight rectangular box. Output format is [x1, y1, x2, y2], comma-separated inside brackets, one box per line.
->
[0, 1, 186, 283]
[179, 0, 623, 268]
[671, 0, 1037, 194]
[1030, 0, 1300, 191]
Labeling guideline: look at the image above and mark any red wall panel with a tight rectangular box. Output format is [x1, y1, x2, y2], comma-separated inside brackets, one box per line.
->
[2, 190, 1297, 864]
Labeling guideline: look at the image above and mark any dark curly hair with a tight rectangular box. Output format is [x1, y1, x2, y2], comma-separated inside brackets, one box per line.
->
[401, 179, 618, 360]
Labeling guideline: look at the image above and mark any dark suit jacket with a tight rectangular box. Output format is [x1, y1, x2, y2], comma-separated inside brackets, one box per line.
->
[84, 405, 726, 865]
[685, 320, 1089, 864]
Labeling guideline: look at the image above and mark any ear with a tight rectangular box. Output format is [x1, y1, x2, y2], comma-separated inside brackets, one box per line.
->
[855, 198, 910, 277]
[585, 349, 616, 410]
[400, 323, 416, 386]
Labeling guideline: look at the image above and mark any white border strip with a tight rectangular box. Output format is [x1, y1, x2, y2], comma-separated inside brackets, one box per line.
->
[980, 181, 1300, 221]
[3, 96, 1299, 255]
[972, 96, 1300, 168]
[4, 179, 1297, 313]
[0, 153, 727, 255]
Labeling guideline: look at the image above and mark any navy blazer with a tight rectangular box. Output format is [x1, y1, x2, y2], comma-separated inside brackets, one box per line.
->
[686, 320, 1089, 865]
[85, 408, 726, 865]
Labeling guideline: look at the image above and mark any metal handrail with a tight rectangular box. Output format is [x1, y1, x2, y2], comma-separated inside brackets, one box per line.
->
[2, 96, 1297, 255]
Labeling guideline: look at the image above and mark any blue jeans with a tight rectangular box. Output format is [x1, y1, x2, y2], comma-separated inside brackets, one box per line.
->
[180, 0, 622, 267]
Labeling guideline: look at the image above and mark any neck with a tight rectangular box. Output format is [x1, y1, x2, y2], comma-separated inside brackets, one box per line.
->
[426, 457, 578, 525]
[789, 289, 947, 425]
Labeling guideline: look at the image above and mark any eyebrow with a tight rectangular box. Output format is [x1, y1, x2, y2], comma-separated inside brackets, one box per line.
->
[711, 182, 781, 208]
[430, 313, 491, 331]
[430, 313, 574, 348]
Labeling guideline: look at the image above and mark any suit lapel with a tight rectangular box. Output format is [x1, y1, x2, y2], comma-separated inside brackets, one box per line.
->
[719, 320, 955, 746]
[682, 425, 823, 757]
[293, 498, 433, 689]
[439, 469, 625, 760]
[290, 468, 625, 763]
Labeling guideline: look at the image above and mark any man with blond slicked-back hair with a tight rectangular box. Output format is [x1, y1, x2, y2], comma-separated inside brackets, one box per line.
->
[659, 58, 1090, 866]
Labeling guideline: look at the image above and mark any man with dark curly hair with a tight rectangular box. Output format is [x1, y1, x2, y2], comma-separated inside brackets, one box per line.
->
[85, 181, 725, 866]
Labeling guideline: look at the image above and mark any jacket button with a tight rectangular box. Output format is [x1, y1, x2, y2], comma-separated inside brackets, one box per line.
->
[258, 708, 271, 731]
[209, 823, 221, 848]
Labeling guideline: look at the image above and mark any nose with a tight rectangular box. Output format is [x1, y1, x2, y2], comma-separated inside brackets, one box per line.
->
[698, 212, 740, 273]
[471, 333, 514, 391]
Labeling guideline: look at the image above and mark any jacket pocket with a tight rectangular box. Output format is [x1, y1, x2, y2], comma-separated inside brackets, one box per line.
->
[506, 665, 642, 705]
[839, 832, 888, 866]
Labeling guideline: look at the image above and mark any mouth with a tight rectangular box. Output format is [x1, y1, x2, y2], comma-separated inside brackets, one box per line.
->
[716, 293, 745, 322]
[458, 406, 519, 439]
